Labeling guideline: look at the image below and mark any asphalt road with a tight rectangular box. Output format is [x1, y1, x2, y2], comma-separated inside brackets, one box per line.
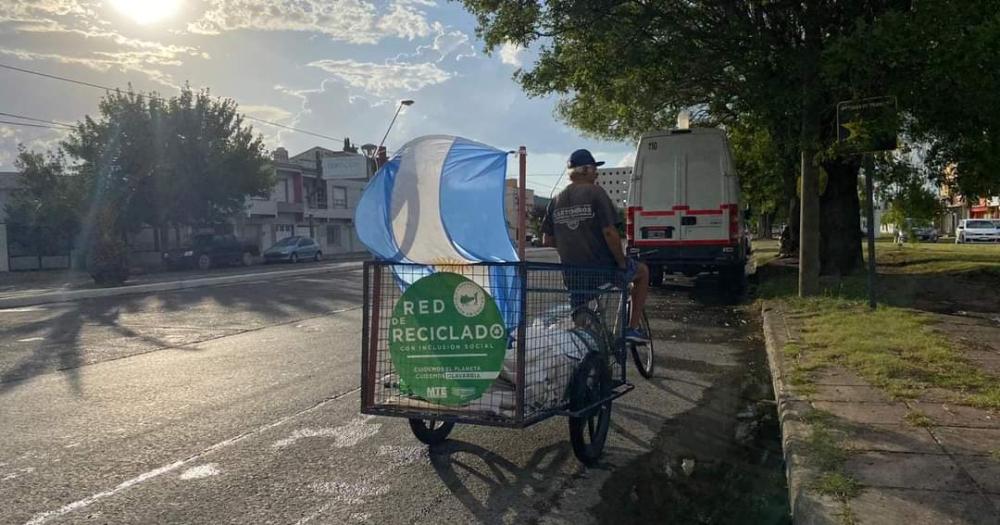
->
[1, 250, 762, 524]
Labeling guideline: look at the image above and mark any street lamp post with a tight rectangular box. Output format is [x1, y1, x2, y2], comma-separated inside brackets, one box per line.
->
[375, 99, 414, 168]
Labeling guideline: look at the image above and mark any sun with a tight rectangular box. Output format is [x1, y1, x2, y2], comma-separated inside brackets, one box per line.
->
[110, 0, 182, 25]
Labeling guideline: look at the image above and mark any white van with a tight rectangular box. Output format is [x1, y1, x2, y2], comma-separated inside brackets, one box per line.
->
[625, 127, 748, 287]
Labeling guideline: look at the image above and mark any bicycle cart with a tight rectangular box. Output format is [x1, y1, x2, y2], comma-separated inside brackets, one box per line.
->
[361, 261, 635, 465]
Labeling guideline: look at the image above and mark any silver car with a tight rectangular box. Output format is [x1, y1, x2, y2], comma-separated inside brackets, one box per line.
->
[955, 219, 1000, 243]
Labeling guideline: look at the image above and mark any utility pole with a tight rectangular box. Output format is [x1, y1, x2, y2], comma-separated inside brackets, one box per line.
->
[799, 151, 821, 296]
[863, 153, 877, 309]
[798, 0, 821, 297]
[517, 146, 527, 261]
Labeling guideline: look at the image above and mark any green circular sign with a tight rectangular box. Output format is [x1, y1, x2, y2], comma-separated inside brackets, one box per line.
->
[389, 272, 507, 406]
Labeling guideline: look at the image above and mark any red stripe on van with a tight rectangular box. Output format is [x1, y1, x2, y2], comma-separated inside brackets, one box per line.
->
[636, 204, 737, 216]
[634, 240, 735, 247]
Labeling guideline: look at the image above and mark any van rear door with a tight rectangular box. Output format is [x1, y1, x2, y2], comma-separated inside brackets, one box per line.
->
[627, 129, 736, 248]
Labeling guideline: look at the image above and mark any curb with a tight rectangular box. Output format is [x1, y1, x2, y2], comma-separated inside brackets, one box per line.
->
[760, 301, 841, 525]
[0, 261, 365, 309]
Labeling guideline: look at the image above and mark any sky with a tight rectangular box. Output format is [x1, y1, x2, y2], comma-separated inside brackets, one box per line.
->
[0, 0, 636, 196]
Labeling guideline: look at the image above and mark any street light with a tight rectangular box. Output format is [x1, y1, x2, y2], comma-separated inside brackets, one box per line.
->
[376, 99, 414, 160]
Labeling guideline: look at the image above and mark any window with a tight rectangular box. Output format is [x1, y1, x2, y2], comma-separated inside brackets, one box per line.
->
[282, 179, 290, 202]
[313, 181, 328, 209]
[332, 187, 347, 208]
[327, 225, 342, 246]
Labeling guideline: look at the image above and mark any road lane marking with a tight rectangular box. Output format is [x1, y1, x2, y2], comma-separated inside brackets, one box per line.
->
[0, 306, 47, 313]
[17, 337, 45, 342]
[24, 386, 363, 525]
[270, 416, 381, 450]
[178, 464, 220, 480]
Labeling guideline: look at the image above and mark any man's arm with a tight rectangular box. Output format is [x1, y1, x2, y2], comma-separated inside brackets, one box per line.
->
[602, 226, 627, 269]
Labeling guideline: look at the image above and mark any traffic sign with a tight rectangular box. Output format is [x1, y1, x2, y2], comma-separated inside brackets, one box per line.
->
[837, 96, 898, 152]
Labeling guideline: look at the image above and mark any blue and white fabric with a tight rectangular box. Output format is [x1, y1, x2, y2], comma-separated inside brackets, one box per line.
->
[355, 135, 520, 329]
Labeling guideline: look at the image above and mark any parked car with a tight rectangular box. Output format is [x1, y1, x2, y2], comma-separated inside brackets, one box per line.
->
[897, 220, 938, 243]
[162, 233, 259, 271]
[263, 236, 322, 263]
[955, 219, 1000, 243]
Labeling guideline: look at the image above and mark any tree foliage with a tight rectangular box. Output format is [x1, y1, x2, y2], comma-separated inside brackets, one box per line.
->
[62, 86, 274, 235]
[9, 86, 273, 283]
[4, 149, 82, 256]
[460, 0, 1000, 273]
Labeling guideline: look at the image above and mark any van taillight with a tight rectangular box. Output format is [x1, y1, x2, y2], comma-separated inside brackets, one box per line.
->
[627, 206, 639, 239]
[728, 204, 740, 241]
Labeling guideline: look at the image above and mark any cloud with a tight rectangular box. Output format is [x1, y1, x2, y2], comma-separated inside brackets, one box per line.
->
[498, 42, 524, 67]
[0, 47, 190, 88]
[240, 104, 294, 123]
[617, 151, 636, 167]
[307, 59, 452, 97]
[189, 0, 436, 44]
[376, 2, 432, 40]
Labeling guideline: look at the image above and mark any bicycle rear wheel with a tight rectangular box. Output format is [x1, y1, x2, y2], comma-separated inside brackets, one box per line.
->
[568, 353, 612, 466]
[630, 311, 655, 379]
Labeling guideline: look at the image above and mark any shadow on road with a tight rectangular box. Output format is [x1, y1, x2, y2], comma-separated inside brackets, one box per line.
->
[0, 267, 364, 395]
[429, 440, 572, 524]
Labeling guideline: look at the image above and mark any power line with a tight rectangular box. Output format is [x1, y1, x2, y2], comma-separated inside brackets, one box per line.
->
[0, 62, 347, 143]
[0, 119, 66, 130]
[0, 111, 75, 129]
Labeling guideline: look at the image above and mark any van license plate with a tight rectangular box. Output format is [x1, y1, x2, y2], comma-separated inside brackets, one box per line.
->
[642, 227, 671, 240]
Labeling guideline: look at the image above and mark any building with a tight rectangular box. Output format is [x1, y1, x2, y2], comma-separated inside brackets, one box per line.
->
[936, 164, 1000, 235]
[241, 146, 368, 256]
[596, 166, 632, 209]
[504, 179, 535, 240]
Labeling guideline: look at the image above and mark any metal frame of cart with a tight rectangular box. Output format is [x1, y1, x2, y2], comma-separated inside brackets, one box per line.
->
[360, 260, 635, 465]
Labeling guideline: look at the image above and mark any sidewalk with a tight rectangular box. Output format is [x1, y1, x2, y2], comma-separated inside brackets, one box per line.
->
[752, 239, 1000, 524]
[763, 302, 999, 524]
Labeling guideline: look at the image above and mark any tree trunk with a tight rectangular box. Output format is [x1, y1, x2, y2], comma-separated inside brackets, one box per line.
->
[819, 159, 863, 275]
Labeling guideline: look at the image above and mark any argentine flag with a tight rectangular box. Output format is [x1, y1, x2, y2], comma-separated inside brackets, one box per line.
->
[355, 135, 521, 330]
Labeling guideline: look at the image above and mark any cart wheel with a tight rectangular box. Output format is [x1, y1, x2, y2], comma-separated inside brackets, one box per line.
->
[568, 353, 612, 466]
[630, 311, 655, 379]
[408, 418, 455, 446]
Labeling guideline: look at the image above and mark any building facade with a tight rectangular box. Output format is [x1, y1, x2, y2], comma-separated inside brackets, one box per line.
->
[241, 146, 368, 256]
[596, 166, 632, 209]
[504, 179, 535, 240]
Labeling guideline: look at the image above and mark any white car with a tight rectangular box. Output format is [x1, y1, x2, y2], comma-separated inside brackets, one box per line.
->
[955, 219, 1000, 243]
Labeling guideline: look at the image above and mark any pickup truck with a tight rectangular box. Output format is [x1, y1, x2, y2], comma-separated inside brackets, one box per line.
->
[162, 234, 259, 270]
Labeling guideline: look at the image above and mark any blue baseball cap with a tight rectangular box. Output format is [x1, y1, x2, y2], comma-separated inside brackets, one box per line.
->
[567, 149, 605, 168]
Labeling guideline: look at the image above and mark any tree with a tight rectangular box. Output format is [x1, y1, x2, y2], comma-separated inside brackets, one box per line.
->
[4, 149, 82, 257]
[58, 86, 274, 283]
[458, 1, 1000, 276]
[729, 119, 792, 238]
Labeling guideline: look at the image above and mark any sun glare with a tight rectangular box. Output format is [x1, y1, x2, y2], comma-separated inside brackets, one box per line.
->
[110, 0, 182, 25]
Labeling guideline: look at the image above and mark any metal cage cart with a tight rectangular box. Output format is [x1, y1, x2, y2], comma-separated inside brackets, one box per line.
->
[361, 260, 635, 465]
